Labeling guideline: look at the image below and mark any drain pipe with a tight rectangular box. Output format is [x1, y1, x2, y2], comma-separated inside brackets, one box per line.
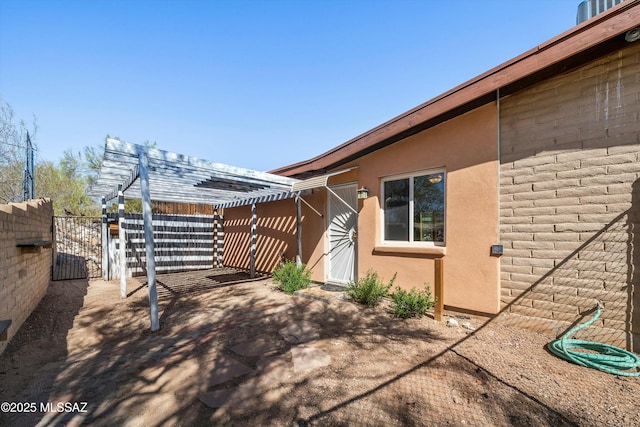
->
[497, 88, 501, 235]
[296, 197, 302, 268]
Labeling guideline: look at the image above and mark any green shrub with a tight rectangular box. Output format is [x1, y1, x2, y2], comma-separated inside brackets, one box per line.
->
[346, 270, 396, 307]
[272, 260, 311, 295]
[391, 286, 435, 318]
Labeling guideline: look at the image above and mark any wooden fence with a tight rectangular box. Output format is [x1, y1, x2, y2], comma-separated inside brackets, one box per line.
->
[106, 213, 220, 277]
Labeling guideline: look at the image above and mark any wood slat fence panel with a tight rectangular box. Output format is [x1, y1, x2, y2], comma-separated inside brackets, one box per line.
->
[109, 213, 217, 276]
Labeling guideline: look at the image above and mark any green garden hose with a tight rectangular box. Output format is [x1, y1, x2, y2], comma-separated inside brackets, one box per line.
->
[548, 302, 640, 377]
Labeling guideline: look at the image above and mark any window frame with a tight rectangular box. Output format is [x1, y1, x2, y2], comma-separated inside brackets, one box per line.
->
[380, 168, 446, 247]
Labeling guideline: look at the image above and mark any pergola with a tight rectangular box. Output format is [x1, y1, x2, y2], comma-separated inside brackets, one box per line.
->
[88, 138, 303, 330]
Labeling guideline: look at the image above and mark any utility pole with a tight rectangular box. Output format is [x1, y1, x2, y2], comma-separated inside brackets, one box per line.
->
[22, 131, 34, 201]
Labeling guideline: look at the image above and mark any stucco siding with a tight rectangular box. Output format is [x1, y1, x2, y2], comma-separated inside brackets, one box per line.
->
[223, 199, 297, 274]
[351, 103, 500, 314]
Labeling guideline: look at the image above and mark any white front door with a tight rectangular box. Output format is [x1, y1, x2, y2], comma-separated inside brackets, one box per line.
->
[327, 182, 358, 284]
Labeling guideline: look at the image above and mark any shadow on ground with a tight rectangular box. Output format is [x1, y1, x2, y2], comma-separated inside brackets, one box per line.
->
[0, 278, 88, 424]
[0, 268, 638, 426]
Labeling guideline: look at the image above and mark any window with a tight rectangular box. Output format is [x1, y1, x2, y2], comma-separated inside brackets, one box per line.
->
[382, 170, 445, 244]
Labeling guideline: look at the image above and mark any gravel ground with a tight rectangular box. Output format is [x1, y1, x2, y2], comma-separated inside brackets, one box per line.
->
[0, 270, 638, 426]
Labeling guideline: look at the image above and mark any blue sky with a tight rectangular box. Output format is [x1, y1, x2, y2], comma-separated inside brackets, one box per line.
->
[1, 0, 582, 172]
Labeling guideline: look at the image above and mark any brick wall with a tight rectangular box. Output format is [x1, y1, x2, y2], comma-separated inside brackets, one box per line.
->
[499, 42, 640, 350]
[0, 199, 53, 355]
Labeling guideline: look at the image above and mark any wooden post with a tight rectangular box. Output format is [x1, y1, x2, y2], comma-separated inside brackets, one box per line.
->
[296, 196, 302, 267]
[218, 212, 224, 267]
[139, 151, 159, 331]
[434, 258, 444, 321]
[101, 197, 108, 280]
[214, 208, 225, 268]
[213, 209, 219, 268]
[250, 203, 257, 278]
[118, 185, 127, 298]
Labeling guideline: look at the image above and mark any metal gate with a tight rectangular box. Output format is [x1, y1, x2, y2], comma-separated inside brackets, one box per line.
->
[327, 182, 358, 285]
[52, 216, 102, 280]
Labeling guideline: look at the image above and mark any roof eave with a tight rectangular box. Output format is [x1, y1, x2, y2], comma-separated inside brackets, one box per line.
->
[271, 0, 640, 179]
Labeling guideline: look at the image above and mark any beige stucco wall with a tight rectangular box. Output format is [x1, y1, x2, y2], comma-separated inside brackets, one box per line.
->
[222, 195, 327, 279]
[297, 186, 328, 283]
[337, 103, 500, 314]
[499, 42, 640, 350]
[223, 199, 297, 273]
[223, 103, 502, 317]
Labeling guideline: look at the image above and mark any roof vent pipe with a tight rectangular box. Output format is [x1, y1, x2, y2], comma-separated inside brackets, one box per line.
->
[576, 0, 625, 24]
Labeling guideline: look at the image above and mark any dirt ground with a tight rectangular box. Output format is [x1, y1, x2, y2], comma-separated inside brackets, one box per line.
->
[1, 269, 639, 426]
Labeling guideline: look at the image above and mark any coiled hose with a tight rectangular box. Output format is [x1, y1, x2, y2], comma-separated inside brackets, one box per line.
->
[548, 302, 640, 376]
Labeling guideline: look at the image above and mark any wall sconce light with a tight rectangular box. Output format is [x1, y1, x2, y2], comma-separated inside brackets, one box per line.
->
[428, 174, 443, 184]
[357, 187, 369, 199]
[626, 27, 640, 43]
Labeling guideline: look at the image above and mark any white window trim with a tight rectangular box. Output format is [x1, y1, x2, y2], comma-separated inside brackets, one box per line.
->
[380, 168, 446, 247]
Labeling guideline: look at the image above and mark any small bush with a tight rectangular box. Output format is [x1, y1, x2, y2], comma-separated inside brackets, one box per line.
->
[391, 286, 435, 318]
[272, 261, 311, 295]
[346, 270, 396, 307]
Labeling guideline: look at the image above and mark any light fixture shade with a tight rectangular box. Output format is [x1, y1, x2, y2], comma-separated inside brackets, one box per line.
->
[625, 27, 640, 43]
[357, 187, 369, 199]
[428, 174, 443, 184]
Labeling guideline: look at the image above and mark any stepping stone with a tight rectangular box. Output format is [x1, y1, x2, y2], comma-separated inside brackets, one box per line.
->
[290, 345, 331, 373]
[199, 383, 257, 408]
[230, 334, 279, 357]
[279, 320, 320, 344]
[294, 286, 344, 302]
[256, 355, 293, 381]
[206, 355, 254, 386]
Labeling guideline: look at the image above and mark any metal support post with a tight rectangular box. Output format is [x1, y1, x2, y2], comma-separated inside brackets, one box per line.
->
[118, 184, 127, 298]
[101, 197, 108, 280]
[296, 197, 302, 267]
[139, 151, 159, 331]
[250, 203, 257, 278]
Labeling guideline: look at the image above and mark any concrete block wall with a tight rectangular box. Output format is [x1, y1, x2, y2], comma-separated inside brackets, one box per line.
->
[0, 198, 53, 355]
[499, 42, 640, 350]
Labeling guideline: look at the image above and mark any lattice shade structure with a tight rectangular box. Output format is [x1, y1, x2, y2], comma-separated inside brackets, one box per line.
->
[88, 138, 298, 207]
[87, 139, 356, 333]
[88, 138, 303, 332]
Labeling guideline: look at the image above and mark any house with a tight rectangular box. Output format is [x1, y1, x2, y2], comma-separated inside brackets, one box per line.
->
[222, 1, 640, 350]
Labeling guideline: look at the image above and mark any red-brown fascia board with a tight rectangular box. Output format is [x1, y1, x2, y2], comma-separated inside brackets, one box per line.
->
[271, 0, 640, 179]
